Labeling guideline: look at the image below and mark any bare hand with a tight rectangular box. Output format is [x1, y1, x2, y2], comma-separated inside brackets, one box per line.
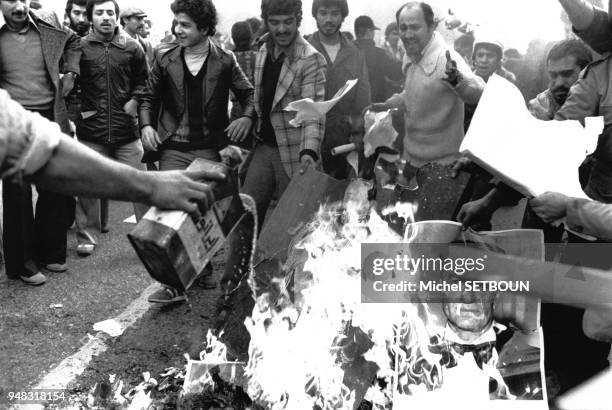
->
[141, 125, 161, 151]
[123, 99, 139, 118]
[451, 156, 471, 178]
[443, 50, 460, 87]
[61, 74, 75, 98]
[225, 117, 253, 142]
[147, 168, 227, 216]
[529, 192, 569, 223]
[456, 197, 493, 229]
[299, 154, 315, 175]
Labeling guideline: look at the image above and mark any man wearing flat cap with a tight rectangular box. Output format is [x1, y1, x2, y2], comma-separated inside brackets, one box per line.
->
[120, 6, 153, 66]
[354, 15, 402, 103]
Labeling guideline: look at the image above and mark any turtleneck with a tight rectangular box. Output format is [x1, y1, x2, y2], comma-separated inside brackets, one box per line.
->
[184, 38, 210, 76]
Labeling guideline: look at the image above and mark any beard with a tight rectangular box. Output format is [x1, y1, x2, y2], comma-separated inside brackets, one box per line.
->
[71, 22, 89, 36]
[552, 87, 570, 106]
[317, 21, 341, 36]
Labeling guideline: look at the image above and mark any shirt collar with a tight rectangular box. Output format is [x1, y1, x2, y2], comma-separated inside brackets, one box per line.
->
[0, 12, 38, 34]
[403, 31, 442, 75]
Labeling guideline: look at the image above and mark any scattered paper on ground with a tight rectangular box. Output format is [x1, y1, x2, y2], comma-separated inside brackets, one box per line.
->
[124, 215, 137, 224]
[284, 79, 358, 127]
[93, 319, 124, 337]
[461, 74, 600, 199]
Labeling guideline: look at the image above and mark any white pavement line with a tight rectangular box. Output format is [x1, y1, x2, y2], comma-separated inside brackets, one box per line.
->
[12, 282, 162, 410]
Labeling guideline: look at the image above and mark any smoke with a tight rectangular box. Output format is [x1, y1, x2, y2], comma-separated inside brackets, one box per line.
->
[45, 0, 606, 52]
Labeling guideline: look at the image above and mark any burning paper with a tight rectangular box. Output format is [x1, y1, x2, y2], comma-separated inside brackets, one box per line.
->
[238, 192, 547, 408]
[461, 74, 600, 199]
[284, 79, 358, 127]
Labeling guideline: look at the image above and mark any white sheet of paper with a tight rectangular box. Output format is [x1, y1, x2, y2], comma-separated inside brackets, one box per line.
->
[123, 215, 137, 224]
[284, 79, 358, 127]
[460, 74, 601, 199]
[363, 110, 398, 158]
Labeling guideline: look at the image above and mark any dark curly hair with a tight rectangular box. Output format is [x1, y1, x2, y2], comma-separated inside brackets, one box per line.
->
[311, 0, 348, 18]
[65, 0, 88, 17]
[261, 0, 303, 27]
[170, 0, 217, 36]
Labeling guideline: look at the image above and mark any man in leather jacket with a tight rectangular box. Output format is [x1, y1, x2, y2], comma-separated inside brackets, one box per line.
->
[74, 0, 148, 257]
[139, 0, 255, 304]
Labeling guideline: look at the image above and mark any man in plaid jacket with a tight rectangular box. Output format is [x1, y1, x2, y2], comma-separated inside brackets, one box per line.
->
[221, 0, 327, 298]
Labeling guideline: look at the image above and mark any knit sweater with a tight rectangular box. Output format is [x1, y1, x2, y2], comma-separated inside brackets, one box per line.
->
[387, 32, 484, 166]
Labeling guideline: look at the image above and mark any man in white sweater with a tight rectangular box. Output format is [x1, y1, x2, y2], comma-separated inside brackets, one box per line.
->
[370, 2, 484, 167]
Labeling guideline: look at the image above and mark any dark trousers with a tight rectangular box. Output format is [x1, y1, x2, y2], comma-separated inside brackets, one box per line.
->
[2, 109, 74, 278]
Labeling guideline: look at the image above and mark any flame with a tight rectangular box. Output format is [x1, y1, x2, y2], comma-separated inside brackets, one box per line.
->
[202, 179, 521, 408]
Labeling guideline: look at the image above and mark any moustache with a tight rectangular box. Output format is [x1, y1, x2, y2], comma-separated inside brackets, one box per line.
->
[552, 86, 569, 95]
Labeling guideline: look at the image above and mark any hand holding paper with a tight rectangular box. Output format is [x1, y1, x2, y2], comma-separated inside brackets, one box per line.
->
[460, 74, 600, 199]
[284, 79, 358, 127]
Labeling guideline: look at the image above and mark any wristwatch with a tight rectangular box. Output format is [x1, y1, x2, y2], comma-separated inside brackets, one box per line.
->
[64, 71, 78, 80]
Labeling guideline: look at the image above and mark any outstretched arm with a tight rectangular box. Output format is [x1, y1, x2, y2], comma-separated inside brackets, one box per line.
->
[559, 0, 595, 31]
[559, 0, 612, 53]
[0, 90, 224, 215]
[30, 136, 223, 215]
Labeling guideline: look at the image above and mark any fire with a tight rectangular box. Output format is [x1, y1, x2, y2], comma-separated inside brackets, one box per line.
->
[200, 180, 520, 408]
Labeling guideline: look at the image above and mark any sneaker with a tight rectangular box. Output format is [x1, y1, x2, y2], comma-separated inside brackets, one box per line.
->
[77, 243, 95, 256]
[101, 225, 110, 234]
[148, 287, 186, 304]
[20, 272, 47, 286]
[45, 263, 67, 273]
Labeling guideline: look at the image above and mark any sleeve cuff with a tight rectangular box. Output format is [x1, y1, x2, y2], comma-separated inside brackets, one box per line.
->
[0, 97, 60, 180]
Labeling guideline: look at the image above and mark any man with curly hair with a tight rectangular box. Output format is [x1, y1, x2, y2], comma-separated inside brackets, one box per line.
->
[219, 0, 327, 313]
[139, 0, 255, 304]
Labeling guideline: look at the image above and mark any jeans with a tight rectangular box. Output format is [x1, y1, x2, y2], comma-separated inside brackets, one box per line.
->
[222, 143, 290, 288]
[75, 139, 148, 246]
[159, 148, 221, 171]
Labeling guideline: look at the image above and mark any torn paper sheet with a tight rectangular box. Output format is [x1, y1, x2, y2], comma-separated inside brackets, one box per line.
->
[284, 79, 358, 127]
[363, 109, 399, 158]
[460, 74, 601, 199]
[123, 215, 137, 224]
[93, 319, 124, 337]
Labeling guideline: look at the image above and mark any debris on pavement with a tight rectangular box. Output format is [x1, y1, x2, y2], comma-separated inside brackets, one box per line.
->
[93, 319, 124, 337]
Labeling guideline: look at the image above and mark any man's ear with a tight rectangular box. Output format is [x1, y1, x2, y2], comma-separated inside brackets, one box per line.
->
[200, 27, 209, 37]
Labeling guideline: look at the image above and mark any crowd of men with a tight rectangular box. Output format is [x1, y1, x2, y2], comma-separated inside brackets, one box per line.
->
[2, 0, 612, 402]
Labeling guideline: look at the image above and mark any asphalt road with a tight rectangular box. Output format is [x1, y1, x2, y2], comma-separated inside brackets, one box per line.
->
[0, 199, 223, 407]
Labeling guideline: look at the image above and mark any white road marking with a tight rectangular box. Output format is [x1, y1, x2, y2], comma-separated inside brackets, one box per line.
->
[12, 283, 162, 410]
